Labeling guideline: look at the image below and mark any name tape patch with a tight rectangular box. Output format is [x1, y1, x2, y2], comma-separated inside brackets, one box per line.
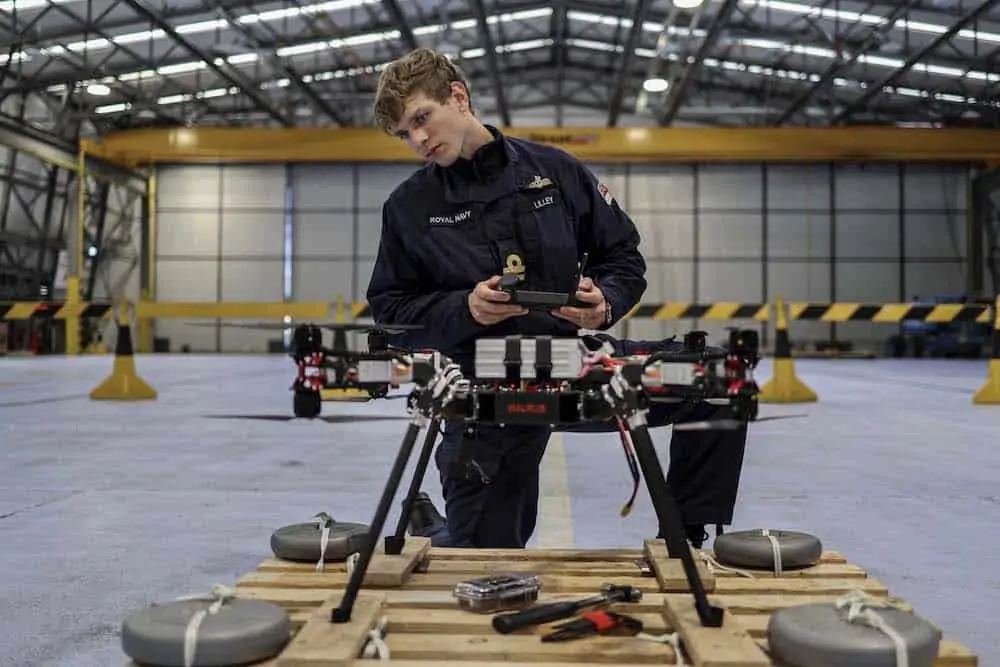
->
[428, 209, 472, 226]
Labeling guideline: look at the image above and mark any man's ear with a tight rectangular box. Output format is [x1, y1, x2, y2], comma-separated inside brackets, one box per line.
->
[450, 81, 470, 112]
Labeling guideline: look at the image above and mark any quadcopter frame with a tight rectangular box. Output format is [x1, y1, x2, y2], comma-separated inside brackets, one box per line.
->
[326, 334, 761, 629]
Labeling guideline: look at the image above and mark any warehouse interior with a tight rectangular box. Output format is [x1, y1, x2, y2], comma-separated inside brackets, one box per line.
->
[2, 0, 1000, 665]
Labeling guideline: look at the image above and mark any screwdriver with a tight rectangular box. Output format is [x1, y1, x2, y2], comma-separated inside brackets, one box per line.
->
[491, 583, 643, 634]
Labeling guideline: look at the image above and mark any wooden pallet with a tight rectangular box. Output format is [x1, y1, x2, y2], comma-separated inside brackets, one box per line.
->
[127, 536, 978, 666]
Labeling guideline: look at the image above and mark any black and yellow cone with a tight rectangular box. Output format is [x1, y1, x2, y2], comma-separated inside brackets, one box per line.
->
[90, 313, 157, 401]
[759, 297, 818, 404]
[973, 295, 1000, 405]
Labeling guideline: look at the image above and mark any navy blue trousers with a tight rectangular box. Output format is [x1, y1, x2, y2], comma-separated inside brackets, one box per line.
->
[413, 335, 749, 548]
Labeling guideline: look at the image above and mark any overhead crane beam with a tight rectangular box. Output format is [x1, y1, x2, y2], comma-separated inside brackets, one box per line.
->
[84, 126, 1000, 164]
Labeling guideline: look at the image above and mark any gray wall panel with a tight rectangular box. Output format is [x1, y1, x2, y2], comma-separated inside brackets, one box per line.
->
[221, 211, 284, 258]
[698, 212, 762, 259]
[835, 165, 900, 211]
[634, 212, 695, 259]
[904, 165, 968, 211]
[766, 165, 831, 210]
[698, 164, 762, 210]
[294, 261, 354, 303]
[629, 164, 694, 211]
[291, 164, 356, 210]
[155, 164, 287, 352]
[356, 165, 419, 209]
[292, 212, 354, 258]
[157, 210, 220, 258]
[835, 212, 899, 259]
[151, 159, 976, 355]
[766, 212, 831, 259]
[157, 165, 221, 209]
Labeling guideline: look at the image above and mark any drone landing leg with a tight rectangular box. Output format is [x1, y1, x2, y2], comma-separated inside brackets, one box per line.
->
[331, 418, 425, 623]
[385, 418, 440, 556]
[624, 413, 724, 628]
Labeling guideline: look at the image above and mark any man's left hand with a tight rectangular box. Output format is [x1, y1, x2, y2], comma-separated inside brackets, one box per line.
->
[552, 277, 607, 329]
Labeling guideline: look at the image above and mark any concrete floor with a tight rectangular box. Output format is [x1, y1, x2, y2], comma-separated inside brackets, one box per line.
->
[0, 353, 996, 666]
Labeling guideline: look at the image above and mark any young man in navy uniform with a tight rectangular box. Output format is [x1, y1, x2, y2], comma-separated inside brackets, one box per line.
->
[366, 48, 748, 550]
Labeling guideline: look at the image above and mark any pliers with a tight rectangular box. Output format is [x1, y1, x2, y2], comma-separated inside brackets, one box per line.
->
[541, 610, 644, 642]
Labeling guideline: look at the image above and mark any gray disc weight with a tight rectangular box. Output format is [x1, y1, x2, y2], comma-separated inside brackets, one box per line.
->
[270, 518, 370, 562]
[122, 598, 291, 666]
[767, 602, 940, 667]
[713, 528, 822, 571]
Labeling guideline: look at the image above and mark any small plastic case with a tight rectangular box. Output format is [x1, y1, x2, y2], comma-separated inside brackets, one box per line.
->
[453, 573, 542, 613]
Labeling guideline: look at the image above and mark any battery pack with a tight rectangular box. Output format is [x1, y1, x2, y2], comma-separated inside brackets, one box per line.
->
[474, 336, 583, 380]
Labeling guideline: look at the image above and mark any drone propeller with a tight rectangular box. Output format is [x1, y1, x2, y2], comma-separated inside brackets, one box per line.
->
[672, 413, 807, 431]
[203, 413, 411, 423]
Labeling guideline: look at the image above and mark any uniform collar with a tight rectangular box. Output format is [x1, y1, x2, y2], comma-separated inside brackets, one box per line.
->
[438, 124, 521, 203]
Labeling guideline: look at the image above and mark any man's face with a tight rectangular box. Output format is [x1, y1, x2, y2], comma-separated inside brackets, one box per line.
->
[390, 84, 469, 167]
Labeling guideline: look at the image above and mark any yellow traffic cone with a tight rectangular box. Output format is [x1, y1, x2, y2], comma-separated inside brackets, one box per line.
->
[973, 295, 1000, 405]
[90, 307, 157, 401]
[759, 297, 818, 404]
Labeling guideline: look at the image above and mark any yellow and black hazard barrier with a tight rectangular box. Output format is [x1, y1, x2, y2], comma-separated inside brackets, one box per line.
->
[0, 302, 114, 320]
[351, 300, 993, 323]
[2, 298, 993, 324]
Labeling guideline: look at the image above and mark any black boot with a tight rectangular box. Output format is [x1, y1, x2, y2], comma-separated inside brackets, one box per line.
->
[407, 491, 445, 534]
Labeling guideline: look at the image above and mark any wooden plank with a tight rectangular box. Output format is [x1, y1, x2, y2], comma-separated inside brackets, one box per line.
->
[429, 547, 646, 562]
[189, 541, 977, 667]
[260, 556, 650, 578]
[275, 592, 385, 667]
[661, 593, 771, 667]
[643, 539, 716, 592]
[237, 571, 658, 595]
[234, 588, 903, 616]
[257, 537, 430, 588]
[380, 633, 681, 663]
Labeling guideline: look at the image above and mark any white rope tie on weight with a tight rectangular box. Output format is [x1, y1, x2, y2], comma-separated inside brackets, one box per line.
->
[761, 528, 783, 576]
[313, 512, 333, 573]
[635, 631, 686, 665]
[361, 616, 391, 659]
[173, 584, 237, 667]
[835, 590, 910, 667]
[698, 550, 756, 579]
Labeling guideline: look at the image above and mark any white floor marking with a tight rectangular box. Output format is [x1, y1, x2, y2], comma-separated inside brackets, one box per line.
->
[536, 432, 575, 548]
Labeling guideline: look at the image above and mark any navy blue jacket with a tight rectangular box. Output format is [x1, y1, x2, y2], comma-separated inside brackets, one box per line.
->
[366, 126, 647, 367]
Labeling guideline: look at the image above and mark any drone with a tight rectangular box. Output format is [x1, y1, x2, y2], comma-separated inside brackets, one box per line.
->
[326, 327, 769, 629]
[195, 320, 423, 418]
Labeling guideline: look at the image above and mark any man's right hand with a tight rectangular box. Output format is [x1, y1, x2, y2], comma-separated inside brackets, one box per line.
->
[468, 275, 528, 326]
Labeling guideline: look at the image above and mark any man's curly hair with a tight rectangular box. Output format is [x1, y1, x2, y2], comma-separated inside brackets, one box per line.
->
[372, 48, 472, 134]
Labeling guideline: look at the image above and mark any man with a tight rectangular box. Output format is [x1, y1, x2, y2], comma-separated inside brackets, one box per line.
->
[365, 47, 747, 550]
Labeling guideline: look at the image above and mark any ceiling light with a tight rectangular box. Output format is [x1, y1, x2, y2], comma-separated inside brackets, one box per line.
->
[673, 0, 704, 8]
[643, 77, 670, 93]
[87, 83, 111, 95]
